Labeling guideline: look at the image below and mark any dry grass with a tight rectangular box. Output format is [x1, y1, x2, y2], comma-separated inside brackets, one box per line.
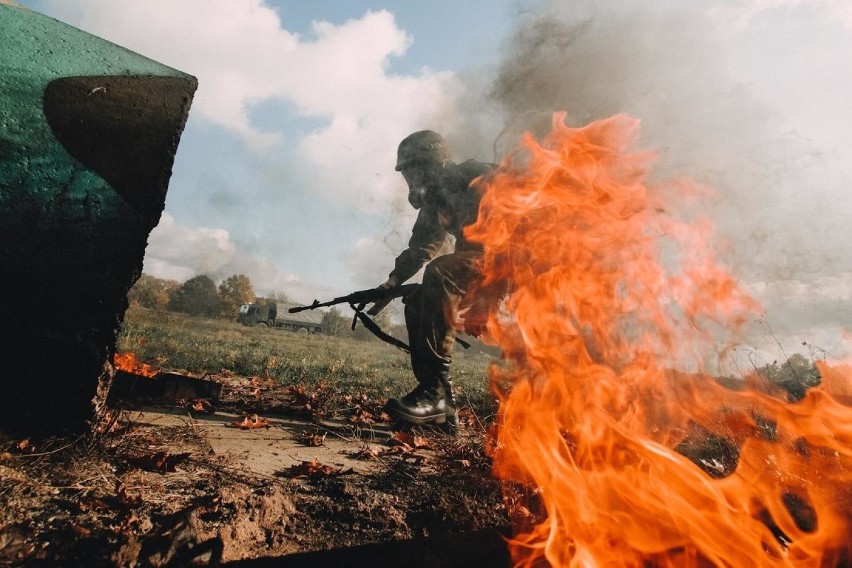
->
[117, 305, 499, 419]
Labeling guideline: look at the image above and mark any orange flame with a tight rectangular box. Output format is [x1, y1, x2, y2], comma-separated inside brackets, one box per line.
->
[114, 352, 158, 378]
[467, 113, 852, 566]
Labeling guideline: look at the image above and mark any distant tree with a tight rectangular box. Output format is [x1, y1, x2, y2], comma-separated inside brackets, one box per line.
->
[127, 274, 179, 310]
[218, 274, 255, 318]
[321, 307, 349, 337]
[756, 353, 821, 401]
[168, 274, 219, 317]
[266, 291, 292, 304]
[756, 353, 821, 400]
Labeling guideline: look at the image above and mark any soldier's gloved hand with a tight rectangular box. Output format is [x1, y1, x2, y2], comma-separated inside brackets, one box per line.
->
[366, 276, 399, 316]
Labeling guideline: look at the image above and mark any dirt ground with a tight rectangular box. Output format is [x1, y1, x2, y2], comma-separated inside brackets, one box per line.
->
[0, 370, 511, 567]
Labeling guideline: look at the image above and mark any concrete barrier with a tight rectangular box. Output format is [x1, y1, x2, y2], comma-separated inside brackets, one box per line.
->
[0, 4, 197, 433]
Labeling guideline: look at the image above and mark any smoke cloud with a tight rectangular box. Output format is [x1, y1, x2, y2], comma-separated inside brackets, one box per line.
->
[464, 0, 852, 358]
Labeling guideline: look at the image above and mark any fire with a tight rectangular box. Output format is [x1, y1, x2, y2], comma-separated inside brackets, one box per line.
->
[467, 112, 852, 567]
[114, 352, 158, 378]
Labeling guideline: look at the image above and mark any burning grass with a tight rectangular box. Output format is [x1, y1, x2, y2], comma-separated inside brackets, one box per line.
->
[467, 112, 852, 567]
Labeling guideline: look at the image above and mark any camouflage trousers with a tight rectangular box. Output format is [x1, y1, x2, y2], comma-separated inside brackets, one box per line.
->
[403, 250, 483, 386]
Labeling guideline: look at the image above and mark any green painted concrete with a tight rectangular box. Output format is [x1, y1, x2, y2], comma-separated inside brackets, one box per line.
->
[0, 4, 197, 433]
[0, 4, 193, 224]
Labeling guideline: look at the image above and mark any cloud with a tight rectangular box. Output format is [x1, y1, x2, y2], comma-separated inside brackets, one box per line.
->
[37, 0, 465, 213]
[143, 213, 235, 279]
[143, 213, 338, 303]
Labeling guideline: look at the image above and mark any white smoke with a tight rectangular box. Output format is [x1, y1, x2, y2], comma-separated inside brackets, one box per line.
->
[474, 0, 852, 358]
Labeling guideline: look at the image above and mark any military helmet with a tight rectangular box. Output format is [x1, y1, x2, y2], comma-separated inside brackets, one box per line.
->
[395, 130, 452, 171]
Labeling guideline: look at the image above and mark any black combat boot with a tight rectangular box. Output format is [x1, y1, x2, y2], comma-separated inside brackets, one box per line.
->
[442, 378, 459, 430]
[385, 380, 455, 431]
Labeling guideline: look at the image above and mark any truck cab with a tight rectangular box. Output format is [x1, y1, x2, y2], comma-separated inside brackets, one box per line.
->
[236, 303, 274, 326]
[236, 302, 323, 333]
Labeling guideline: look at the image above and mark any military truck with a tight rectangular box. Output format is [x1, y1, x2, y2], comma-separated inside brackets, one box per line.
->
[236, 303, 323, 334]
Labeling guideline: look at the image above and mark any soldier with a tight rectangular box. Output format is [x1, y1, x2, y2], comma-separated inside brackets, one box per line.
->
[368, 130, 496, 431]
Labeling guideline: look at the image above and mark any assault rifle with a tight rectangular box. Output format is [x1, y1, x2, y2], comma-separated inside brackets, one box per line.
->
[289, 284, 419, 352]
[288, 284, 470, 352]
[288, 283, 419, 314]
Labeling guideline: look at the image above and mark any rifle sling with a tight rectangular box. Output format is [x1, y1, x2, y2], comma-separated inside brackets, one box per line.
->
[352, 309, 411, 353]
[350, 306, 471, 352]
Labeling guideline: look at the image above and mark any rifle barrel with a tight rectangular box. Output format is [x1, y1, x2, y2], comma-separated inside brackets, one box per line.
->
[288, 300, 321, 313]
[287, 284, 418, 313]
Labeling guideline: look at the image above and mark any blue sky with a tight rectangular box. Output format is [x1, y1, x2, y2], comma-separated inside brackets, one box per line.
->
[15, 0, 852, 360]
[268, 0, 516, 73]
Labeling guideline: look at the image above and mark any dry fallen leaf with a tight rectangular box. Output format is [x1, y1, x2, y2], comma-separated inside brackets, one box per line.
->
[115, 482, 143, 508]
[229, 414, 270, 429]
[277, 458, 351, 479]
[350, 446, 381, 460]
[389, 431, 431, 450]
[411, 434, 431, 449]
[78, 495, 112, 513]
[108, 512, 138, 535]
[348, 407, 380, 426]
[456, 407, 479, 428]
[250, 376, 276, 389]
[190, 399, 215, 414]
[126, 451, 191, 473]
[297, 431, 327, 447]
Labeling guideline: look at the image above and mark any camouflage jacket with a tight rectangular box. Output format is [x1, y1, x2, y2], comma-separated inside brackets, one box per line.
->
[389, 159, 495, 284]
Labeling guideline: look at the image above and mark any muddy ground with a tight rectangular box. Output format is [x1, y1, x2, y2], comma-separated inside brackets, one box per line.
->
[0, 370, 512, 567]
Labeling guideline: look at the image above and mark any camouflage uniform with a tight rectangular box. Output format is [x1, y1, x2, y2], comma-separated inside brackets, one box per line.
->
[385, 158, 495, 427]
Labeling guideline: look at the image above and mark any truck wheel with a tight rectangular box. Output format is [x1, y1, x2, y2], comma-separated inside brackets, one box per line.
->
[297, 327, 308, 334]
[255, 322, 268, 327]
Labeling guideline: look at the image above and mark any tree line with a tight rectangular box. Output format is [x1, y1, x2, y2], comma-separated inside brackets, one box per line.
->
[126, 273, 397, 340]
[127, 273, 258, 319]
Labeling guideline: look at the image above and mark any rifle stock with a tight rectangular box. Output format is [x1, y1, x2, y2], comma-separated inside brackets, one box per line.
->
[288, 283, 418, 314]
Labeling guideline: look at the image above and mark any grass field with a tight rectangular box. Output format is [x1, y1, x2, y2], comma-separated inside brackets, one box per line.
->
[117, 305, 498, 418]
